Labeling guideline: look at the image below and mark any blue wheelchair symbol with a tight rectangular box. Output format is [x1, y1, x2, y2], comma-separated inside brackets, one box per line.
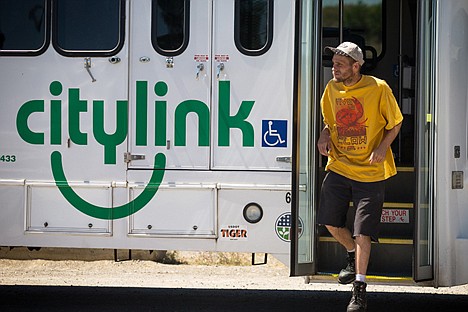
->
[262, 120, 287, 147]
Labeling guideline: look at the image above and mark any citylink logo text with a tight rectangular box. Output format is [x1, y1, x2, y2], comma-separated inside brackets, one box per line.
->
[16, 80, 255, 165]
[15, 80, 255, 220]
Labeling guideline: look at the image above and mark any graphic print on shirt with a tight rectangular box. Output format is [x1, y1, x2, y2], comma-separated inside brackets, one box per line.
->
[335, 96, 367, 151]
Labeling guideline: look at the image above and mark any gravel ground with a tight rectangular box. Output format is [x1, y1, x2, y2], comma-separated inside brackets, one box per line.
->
[0, 249, 467, 294]
[1, 250, 468, 312]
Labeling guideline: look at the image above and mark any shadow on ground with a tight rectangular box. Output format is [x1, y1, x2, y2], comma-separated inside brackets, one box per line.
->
[0, 285, 467, 312]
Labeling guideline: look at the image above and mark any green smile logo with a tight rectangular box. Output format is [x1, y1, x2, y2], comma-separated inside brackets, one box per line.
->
[51, 151, 166, 220]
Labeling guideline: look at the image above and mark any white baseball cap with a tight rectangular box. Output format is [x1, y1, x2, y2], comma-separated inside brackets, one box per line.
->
[325, 41, 365, 66]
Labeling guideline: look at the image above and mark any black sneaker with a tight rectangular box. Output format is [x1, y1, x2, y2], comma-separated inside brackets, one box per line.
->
[347, 281, 367, 312]
[338, 252, 356, 284]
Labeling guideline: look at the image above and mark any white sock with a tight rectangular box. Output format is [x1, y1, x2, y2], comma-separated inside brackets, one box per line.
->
[347, 249, 356, 253]
[356, 274, 366, 283]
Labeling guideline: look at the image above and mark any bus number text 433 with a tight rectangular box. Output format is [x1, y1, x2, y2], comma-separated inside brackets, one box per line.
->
[0, 155, 16, 162]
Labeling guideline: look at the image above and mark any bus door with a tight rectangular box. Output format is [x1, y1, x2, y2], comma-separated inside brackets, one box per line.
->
[127, 0, 294, 171]
[212, 0, 295, 259]
[127, 0, 211, 170]
[292, 0, 435, 282]
[211, 0, 294, 171]
[125, 0, 215, 238]
[125, 0, 294, 238]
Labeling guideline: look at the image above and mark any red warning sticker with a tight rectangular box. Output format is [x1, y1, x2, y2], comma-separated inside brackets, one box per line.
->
[194, 54, 209, 62]
[214, 54, 230, 62]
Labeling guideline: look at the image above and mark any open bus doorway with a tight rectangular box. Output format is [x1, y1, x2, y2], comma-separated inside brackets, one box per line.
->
[317, 0, 418, 278]
[292, 0, 434, 283]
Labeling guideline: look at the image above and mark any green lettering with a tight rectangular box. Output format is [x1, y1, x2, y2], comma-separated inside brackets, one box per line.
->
[136, 81, 147, 146]
[50, 100, 62, 145]
[154, 81, 168, 146]
[175, 100, 210, 146]
[16, 100, 45, 144]
[69, 88, 88, 145]
[50, 81, 63, 145]
[155, 101, 167, 146]
[93, 100, 128, 165]
[218, 81, 254, 147]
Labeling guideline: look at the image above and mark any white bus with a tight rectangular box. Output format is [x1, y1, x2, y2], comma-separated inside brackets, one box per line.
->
[0, 0, 467, 288]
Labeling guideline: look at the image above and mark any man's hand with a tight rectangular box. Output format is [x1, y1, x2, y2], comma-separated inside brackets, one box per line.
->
[369, 122, 402, 164]
[318, 127, 331, 156]
[369, 146, 386, 164]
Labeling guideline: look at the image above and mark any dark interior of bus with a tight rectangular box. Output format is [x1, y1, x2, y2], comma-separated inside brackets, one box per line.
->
[317, 0, 417, 278]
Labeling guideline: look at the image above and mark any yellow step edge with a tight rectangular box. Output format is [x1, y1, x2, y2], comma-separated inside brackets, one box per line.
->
[311, 273, 413, 283]
[319, 236, 413, 245]
[349, 202, 413, 209]
[396, 167, 414, 172]
[383, 202, 413, 209]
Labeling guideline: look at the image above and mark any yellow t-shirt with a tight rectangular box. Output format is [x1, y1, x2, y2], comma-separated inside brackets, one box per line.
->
[321, 75, 403, 182]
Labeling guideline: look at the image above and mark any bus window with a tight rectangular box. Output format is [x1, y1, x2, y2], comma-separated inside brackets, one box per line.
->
[0, 0, 48, 55]
[52, 0, 124, 56]
[322, 0, 383, 67]
[151, 0, 190, 57]
[234, 0, 273, 56]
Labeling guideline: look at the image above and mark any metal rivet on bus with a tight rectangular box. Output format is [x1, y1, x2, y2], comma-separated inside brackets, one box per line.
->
[193, 225, 198, 231]
[139, 56, 150, 63]
[108, 56, 121, 64]
[88, 223, 93, 228]
[43, 222, 48, 228]
[147, 225, 152, 230]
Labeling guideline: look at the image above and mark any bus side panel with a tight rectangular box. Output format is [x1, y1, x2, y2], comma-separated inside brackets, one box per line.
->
[436, 0, 468, 287]
[0, 0, 293, 259]
[217, 188, 291, 255]
[125, 169, 290, 256]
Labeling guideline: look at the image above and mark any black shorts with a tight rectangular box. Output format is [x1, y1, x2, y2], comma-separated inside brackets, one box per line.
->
[317, 171, 385, 242]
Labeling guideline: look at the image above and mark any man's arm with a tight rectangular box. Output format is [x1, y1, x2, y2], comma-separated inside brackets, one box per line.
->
[369, 122, 402, 164]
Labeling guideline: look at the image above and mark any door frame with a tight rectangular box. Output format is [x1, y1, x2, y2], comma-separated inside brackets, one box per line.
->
[413, 0, 435, 283]
[290, 0, 321, 276]
[291, 0, 436, 281]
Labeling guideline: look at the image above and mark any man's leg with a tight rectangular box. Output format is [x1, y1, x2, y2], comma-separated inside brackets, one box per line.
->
[326, 225, 355, 251]
[352, 179, 384, 281]
[317, 172, 355, 284]
[355, 235, 371, 278]
[325, 228, 371, 278]
[326, 225, 356, 284]
[347, 178, 384, 312]
[347, 235, 370, 312]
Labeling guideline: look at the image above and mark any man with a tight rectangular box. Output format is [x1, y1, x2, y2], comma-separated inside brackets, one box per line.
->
[317, 42, 403, 312]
